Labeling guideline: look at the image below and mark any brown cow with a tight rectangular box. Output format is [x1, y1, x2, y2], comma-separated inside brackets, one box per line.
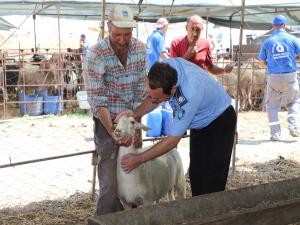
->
[18, 60, 65, 96]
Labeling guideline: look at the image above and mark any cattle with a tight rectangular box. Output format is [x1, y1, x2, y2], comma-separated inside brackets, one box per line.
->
[0, 67, 3, 91]
[0, 64, 20, 101]
[2, 51, 84, 113]
[48, 52, 85, 111]
[64, 48, 84, 89]
[61, 49, 85, 112]
[17, 60, 65, 96]
[65, 48, 82, 63]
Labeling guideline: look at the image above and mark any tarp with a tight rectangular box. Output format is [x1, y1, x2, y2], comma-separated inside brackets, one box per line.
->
[253, 28, 300, 45]
[0, 17, 15, 30]
[0, 1, 299, 30]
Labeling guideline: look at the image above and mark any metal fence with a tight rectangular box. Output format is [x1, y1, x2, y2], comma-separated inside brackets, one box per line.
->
[0, 49, 86, 118]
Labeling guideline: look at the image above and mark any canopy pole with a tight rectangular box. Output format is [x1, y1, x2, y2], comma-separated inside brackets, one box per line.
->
[99, 0, 106, 41]
[136, 0, 144, 38]
[229, 15, 233, 59]
[33, 14, 37, 52]
[91, 0, 106, 201]
[205, 8, 209, 39]
[236, 0, 245, 115]
[92, 1, 106, 201]
[229, 9, 241, 61]
[56, 4, 64, 109]
[56, 4, 62, 54]
[232, 0, 245, 175]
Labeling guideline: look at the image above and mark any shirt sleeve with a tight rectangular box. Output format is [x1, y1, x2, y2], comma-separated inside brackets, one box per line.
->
[293, 36, 300, 56]
[83, 47, 108, 117]
[204, 43, 213, 67]
[161, 41, 167, 53]
[258, 42, 267, 61]
[170, 39, 179, 57]
[157, 35, 167, 53]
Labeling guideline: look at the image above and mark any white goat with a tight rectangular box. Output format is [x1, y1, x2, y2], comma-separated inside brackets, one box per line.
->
[114, 116, 186, 208]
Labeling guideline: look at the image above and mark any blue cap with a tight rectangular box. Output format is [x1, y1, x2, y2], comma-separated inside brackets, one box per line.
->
[273, 15, 286, 26]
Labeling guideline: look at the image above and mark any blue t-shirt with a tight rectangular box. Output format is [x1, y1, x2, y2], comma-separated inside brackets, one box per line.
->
[163, 58, 231, 136]
[258, 29, 300, 74]
[146, 30, 167, 70]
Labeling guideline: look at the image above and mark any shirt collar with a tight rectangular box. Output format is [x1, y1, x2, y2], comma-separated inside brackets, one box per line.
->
[272, 29, 286, 36]
[154, 29, 164, 36]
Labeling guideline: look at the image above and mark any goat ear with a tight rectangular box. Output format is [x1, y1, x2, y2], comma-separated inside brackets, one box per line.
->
[142, 126, 151, 131]
[136, 123, 151, 131]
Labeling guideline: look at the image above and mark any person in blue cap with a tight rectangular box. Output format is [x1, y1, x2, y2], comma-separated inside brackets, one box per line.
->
[258, 15, 300, 141]
[146, 18, 169, 70]
[116, 57, 237, 197]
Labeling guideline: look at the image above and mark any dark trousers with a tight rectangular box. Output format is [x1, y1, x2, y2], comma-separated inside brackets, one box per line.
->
[189, 106, 236, 196]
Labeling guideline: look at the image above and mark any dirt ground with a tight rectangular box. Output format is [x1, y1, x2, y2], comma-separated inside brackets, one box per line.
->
[0, 111, 300, 224]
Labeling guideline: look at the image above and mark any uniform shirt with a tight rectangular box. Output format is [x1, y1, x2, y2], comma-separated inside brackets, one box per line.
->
[146, 29, 167, 70]
[83, 37, 147, 119]
[258, 29, 300, 74]
[170, 36, 213, 69]
[164, 57, 231, 136]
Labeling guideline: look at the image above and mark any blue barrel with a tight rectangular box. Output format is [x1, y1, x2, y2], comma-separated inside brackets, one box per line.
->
[19, 90, 43, 116]
[146, 107, 162, 137]
[161, 102, 173, 136]
[42, 89, 62, 115]
[43, 95, 62, 115]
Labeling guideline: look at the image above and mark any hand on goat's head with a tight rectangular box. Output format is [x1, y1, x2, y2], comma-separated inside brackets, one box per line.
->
[114, 109, 134, 123]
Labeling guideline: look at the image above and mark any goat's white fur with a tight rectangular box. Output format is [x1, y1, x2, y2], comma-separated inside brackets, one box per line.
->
[114, 116, 186, 208]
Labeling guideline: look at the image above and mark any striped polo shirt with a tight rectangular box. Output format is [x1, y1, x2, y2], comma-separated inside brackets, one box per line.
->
[83, 37, 147, 119]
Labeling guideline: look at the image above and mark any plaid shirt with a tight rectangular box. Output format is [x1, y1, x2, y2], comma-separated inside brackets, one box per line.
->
[83, 37, 147, 119]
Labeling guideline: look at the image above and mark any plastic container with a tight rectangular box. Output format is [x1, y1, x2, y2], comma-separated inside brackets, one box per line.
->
[19, 90, 43, 116]
[44, 94, 62, 115]
[76, 91, 90, 109]
[161, 102, 173, 136]
[146, 107, 162, 137]
[231, 98, 239, 111]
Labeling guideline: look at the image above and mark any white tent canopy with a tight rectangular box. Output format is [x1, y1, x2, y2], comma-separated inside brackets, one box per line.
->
[0, 0, 299, 30]
[0, 17, 15, 30]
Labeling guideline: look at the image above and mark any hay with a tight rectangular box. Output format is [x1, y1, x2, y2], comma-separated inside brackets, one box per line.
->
[1, 112, 300, 224]
[1, 159, 299, 224]
[227, 157, 300, 190]
[0, 192, 96, 225]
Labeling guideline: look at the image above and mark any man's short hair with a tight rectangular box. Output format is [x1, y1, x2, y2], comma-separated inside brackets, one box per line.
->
[187, 15, 203, 25]
[148, 62, 178, 95]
